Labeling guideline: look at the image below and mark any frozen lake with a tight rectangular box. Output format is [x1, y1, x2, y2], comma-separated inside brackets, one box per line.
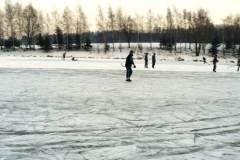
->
[0, 59, 240, 159]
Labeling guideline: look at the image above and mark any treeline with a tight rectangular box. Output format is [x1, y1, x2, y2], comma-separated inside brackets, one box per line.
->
[0, 0, 240, 56]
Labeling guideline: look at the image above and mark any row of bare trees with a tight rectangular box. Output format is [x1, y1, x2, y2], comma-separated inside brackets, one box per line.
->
[0, 0, 89, 51]
[96, 5, 240, 56]
[95, 5, 216, 55]
[221, 13, 240, 56]
[1, 0, 240, 56]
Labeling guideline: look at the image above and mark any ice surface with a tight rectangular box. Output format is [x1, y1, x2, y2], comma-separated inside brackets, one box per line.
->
[0, 58, 240, 160]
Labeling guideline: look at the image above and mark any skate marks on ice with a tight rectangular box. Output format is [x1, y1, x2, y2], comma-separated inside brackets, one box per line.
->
[0, 69, 240, 159]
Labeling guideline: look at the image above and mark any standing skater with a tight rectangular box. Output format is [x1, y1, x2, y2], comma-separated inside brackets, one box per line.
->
[237, 58, 240, 71]
[62, 52, 66, 60]
[125, 50, 136, 81]
[152, 53, 156, 68]
[203, 57, 207, 64]
[145, 53, 148, 68]
[213, 55, 218, 72]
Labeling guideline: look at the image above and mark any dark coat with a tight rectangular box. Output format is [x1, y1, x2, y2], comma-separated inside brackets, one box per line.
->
[152, 55, 156, 62]
[145, 55, 148, 62]
[213, 57, 218, 64]
[125, 54, 134, 66]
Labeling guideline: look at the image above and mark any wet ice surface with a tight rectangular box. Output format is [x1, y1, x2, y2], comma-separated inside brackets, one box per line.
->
[0, 66, 240, 159]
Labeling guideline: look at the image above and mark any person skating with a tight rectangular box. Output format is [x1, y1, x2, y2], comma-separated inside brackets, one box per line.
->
[213, 55, 218, 72]
[152, 53, 156, 68]
[125, 50, 136, 81]
[203, 57, 207, 64]
[237, 58, 240, 71]
[62, 52, 66, 60]
[145, 53, 148, 68]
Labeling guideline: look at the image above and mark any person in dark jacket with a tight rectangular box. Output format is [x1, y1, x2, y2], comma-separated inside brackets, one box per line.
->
[125, 50, 136, 81]
[203, 57, 207, 64]
[62, 52, 66, 60]
[237, 58, 240, 71]
[152, 53, 156, 68]
[71, 57, 78, 61]
[213, 55, 218, 72]
[145, 53, 148, 68]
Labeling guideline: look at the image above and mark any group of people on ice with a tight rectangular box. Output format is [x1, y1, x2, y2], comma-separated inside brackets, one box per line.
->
[203, 55, 219, 72]
[144, 53, 156, 69]
[125, 51, 156, 81]
[125, 51, 240, 82]
[61, 50, 240, 82]
[62, 52, 78, 61]
[203, 55, 240, 72]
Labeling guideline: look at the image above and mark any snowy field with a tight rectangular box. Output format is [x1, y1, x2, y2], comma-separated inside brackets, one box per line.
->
[0, 52, 240, 159]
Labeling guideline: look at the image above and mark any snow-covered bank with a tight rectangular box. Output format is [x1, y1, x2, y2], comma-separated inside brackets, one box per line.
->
[0, 43, 239, 64]
[0, 45, 239, 72]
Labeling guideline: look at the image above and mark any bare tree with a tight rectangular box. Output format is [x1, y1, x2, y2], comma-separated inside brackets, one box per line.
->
[221, 18, 226, 56]
[225, 14, 235, 55]
[0, 9, 4, 50]
[62, 6, 73, 51]
[107, 4, 116, 51]
[123, 14, 134, 48]
[22, 3, 39, 50]
[202, 25, 215, 54]
[38, 10, 44, 34]
[135, 12, 144, 53]
[44, 13, 52, 34]
[183, 8, 188, 50]
[4, 0, 16, 50]
[76, 3, 87, 50]
[178, 11, 184, 52]
[116, 7, 123, 52]
[166, 7, 174, 53]
[234, 13, 240, 54]
[96, 6, 107, 53]
[173, 6, 184, 52]
[35, 10, 45, 48]
[138, 15, 145, 43]
[51, 5, 60, 28]
[154, 14, 166, 49]
[145, 9, 155, 50]
[51, 5, 60, 48]
[188, 12, 192, 50]
[173, 6, 179, 51]
[82, 15, 88, 42]
[187, 9, 214, 56]
[15, 1, 23, 48]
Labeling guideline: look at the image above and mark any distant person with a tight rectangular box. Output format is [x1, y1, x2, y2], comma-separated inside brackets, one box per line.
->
[203, 57, 207, 64]
[62, 52, 66, 60]
[145, 53, 148, 68]
[237, 58, 240, 71]
[71, 57, 78, 61]
[213, 55, 219, 72]
[125, 50, 136, 82]
[152, 53, 156, 68]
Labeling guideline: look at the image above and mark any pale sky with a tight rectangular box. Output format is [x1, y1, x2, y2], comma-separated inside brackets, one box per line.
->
[1, 0, 240, 30]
